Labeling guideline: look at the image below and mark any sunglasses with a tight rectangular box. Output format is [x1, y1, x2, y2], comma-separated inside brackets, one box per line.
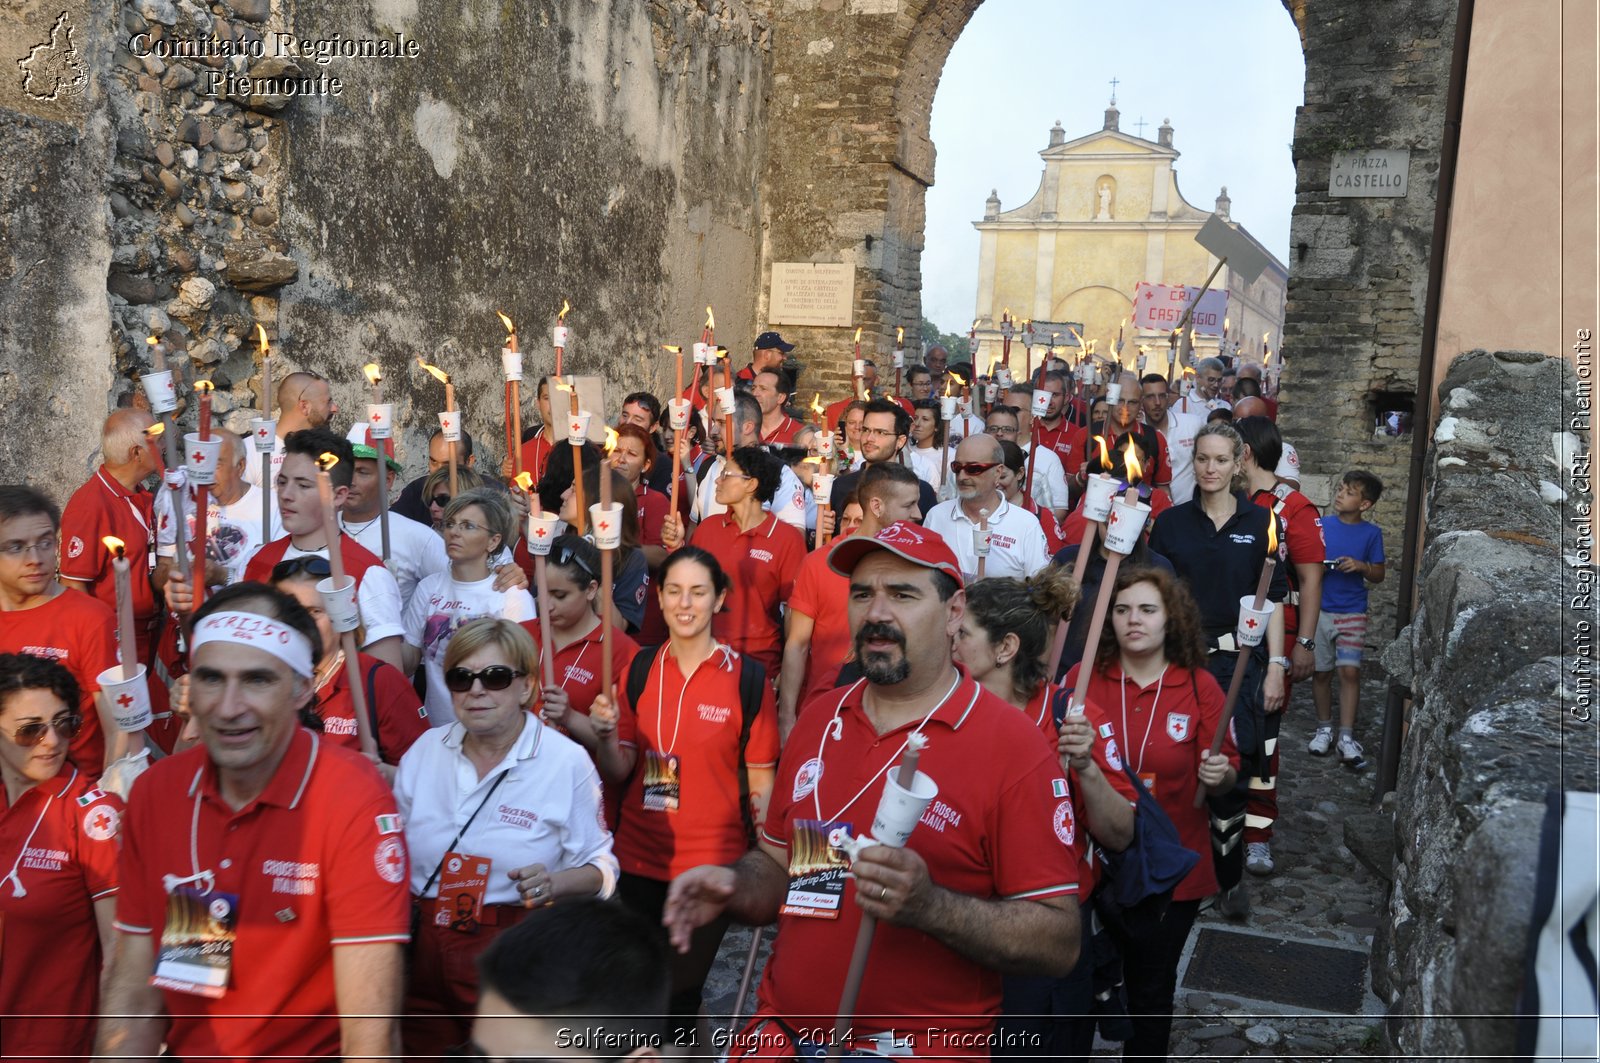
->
[270, 556, 332, 581]
[444, 665, 527, 693]
[552, 544, 595, 577]
[950, 461, 1000, 476]
[3, 712, 82, 747]
[431, 494, 453, 508]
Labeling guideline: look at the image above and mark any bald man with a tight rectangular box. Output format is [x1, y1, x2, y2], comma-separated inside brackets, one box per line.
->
[59, 409, 163, 662]
[923, 432, 1050, 580]
[154, 430, 271, 590]
[244, 371, 340, 495]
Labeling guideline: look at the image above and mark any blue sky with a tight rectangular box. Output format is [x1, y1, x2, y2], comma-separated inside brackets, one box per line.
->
[921, 0, 1306, 333]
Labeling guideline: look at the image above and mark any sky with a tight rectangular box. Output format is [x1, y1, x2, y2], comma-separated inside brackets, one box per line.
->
[922, 0, 1306, 334]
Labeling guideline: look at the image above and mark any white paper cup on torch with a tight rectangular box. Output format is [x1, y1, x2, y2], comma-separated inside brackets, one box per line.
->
[1082, 474, 1119, 522]
[870, 770, 939, 849]
[714, 387, 736, 416]
[666, 398, 691, 431]
[892, 350, 905, 369]
[1102, 497, 1151, 555]
[1031, 390, 1051, 418]
[817, 433, 835, 459]
[1235, 596, 1274, 648]
[183, 433, 223, 486]
[853, 359, 866, 378]
[501, 348, 524, 382]
[995, 366, 1013, 390]
[552, 325, 569, 349]
[693, 342, 716, 366]
[813, 472, 836, 499]
[250, 418, 277, 453]
[527, 511, 560, 556]
[983, 382, 998, 403]
[438, 410, 462, 442]
[365, 405, 393, 440]
[97, 664, 153, 732]
[315, 575, 361, 634]
[589, 504, 624, 549]
[566, 411, 592, 443]
[973, 525, 992, 557]
[940, 396, 957, 421]
[1106, 382, 1123, 405]
[956, 396, 973, 418]
[142, 370, 177, 415]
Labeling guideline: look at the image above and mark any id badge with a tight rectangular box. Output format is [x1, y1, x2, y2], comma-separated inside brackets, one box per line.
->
[436, 851, 492, 933]
[782, 819, 850, 919]
[642, 750, 681, 812]
[152, 886, 238, 999]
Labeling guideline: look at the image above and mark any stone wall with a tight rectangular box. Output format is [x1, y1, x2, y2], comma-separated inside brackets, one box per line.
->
[1366, 349, 1597, 1058]
[1276, 0, 1460, 638]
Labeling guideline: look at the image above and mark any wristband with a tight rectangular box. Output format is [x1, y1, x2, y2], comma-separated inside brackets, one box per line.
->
[1268, 656, 1290, 670]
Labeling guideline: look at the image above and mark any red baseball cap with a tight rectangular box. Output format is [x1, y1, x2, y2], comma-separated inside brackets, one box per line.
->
[827, 520, 964, 587]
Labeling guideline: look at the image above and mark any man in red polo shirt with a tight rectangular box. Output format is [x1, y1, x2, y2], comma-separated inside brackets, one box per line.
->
[59, 409, 163, 664]
[95, 585, 410, 1061]
[737, 331, 795, 386]
[0, 486, 120, 773]
[752, 369, 803, 445]
[665, 522, 1080, 1057]
[777, 463, 922, 740]
[1033, 370, 1086, 491]
[241, 429, 406, 673]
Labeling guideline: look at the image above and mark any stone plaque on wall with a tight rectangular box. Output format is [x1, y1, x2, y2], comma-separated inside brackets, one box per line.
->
[769, 263, 856, 327]
[1329, 150, 1410, 197]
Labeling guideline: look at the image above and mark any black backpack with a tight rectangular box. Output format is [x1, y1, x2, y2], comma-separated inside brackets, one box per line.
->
[625, 646, 769, 844]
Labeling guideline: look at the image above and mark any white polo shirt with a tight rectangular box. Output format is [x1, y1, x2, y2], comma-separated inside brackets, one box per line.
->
[1153, 407, 1206, 505]
[1019, 441, 1070, 513]
[923, 494, 1051, 581]
[692, 456, 807, 533]
[342, 510, 446, 606]
[394, 712, 618, 905]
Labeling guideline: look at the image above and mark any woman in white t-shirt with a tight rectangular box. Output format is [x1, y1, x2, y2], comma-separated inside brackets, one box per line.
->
[403, 489, 535, 724]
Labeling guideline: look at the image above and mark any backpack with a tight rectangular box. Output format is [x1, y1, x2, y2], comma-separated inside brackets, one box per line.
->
[625, 645, 768, 844]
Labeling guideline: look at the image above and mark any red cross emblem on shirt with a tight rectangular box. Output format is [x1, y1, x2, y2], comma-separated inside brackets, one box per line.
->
[89, 809, 113, 833]
[1244, 617, 1260, 630]
[383, 846, 403, 873]
[116, 693, 134, 708]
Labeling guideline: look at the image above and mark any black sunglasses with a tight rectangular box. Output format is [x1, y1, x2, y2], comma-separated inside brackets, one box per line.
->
[444, 666, 527, 693]
[3, 713, 83, 747]
[950, 461, 1000, 476]
[431, 493, 453, 508]
[552, 544, 595, 577]
[270, 556, 332, 581]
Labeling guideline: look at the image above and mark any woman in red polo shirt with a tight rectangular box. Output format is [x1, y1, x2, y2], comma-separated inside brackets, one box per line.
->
[954, 569, 1137, 1060]
[610, 424, 671, 556]
[270, 559, 427, 771]
[0, 653, 121, 1062]
[1065, 566, 1237, 1063]
[593, 546, 778, 1044]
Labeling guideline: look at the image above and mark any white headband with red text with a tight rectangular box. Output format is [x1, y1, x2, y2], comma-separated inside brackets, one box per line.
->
[190, 611, 314, 677]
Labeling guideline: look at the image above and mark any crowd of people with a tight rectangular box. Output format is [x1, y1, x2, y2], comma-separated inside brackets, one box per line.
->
[0, 330, 1390, 1061]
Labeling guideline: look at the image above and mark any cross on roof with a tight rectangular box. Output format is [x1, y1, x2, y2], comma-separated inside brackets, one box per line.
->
[1109, 76, 1119, 105]
[1133, 116, 1148, 137]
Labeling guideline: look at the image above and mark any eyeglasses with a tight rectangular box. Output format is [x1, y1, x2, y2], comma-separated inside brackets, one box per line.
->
[860, 426, 898, 440]
[717, 470, 753, 481]
[430, 494, 453, 508]
[442, 520, 487, 535]
[2, 712, 82, 747]
[270, 556, 332, 581]
[984, 425, 1018, 436]
[0, 535, 58, 558]
[443, 665, 527, 693]
[950, 461, 1000, 476]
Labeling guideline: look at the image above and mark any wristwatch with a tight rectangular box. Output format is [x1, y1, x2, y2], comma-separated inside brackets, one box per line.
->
[1268, 656, 1291, 670]
[1295, 636, 1315, 651]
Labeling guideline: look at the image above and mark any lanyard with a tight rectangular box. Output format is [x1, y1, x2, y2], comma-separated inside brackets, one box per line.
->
[98, 470, 151, 545]
[653, 643, 728, 757]
[0, 769, 74, 898]
[810, 672, 966, 826]
[1119, 663, 1168, 777]
[419, 769, 510, 900]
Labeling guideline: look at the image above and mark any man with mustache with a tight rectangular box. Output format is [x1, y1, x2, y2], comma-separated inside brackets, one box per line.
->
[664, 522, 1081, 1057]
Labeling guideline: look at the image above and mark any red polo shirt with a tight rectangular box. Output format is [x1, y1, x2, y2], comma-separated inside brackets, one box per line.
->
[1036, 419, 1087, 478]
[613, 644, 779, 880]
[314, 652, 429, 765]
[689, 513, 805, 680]
[786, 547, 854, 709]
[59, 467, 158, 659]
[1251, 486, 1325, 637]
[0, 767, 121, 1060]
[756, 674, 1080, 1052]
[242, 532, 386, 588]
[116, 728, 411, 1061]
[519, 431, 555, 485]
[1065, 661, 1237, 901]
[635, 483, 670, 546]
[0, 589, 119, 772]
[758, 415, 802, 446]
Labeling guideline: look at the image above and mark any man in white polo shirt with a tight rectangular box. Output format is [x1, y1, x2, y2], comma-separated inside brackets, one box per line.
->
[923, 433, 1049, 581]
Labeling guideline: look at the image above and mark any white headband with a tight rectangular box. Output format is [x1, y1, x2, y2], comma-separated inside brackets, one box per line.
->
[190, 611, 315, 677]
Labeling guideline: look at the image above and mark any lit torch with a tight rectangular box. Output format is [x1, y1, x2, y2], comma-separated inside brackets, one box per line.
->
[189, 381, 215, 608]
[1197, 516, 1278, 807]
[500, 311, 524, 479]
[362, 363, 392, 561]
[418, 357, 457, 495]
[599, 428, 619, 700]
[314, 453, 378, 759]
[553, 300, 570, 377]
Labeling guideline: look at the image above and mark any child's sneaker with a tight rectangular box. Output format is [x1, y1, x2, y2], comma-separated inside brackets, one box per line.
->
[1337, 734, 1367, 769]
[1246, 842, 1275, 876]
[1308, 726, 1334, 756]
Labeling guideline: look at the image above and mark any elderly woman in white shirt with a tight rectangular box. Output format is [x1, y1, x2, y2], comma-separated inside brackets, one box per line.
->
[395, 617, 617, 1059]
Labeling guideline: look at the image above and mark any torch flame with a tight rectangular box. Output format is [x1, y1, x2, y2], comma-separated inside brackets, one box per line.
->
[810, 393, 825, 418]
[315, 452, 340, 473]
[948, 370, 967, 387]
[1224, 316, 1230, 334]
[1123, 437, 1143, 484]
[1263, 331, 1272, 345]
[255, 323, 268, 354]
[603, 427, 619, 455]
[853, 327, 862, 344]
[145, 422, 165, 439]
[662, 344, 682, 354]
[1003, 307, 1011, 321]
[896, 326, 904, 344]
[704, 306, 715, 331]
[716, 346, 729, 360]
[1267, 516, 1279, 554]
[553, 378, 573, 394]
[560, 300, 570, 321]
[362, 363, 382, 386]
[102, 535, 126, 556]
[1093, 434, 1110, 469]
[497, 311, 515, 335]
[514, 472, 534, 492]
[194, 380, 214, 394]
[416, 357, 449, 384]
